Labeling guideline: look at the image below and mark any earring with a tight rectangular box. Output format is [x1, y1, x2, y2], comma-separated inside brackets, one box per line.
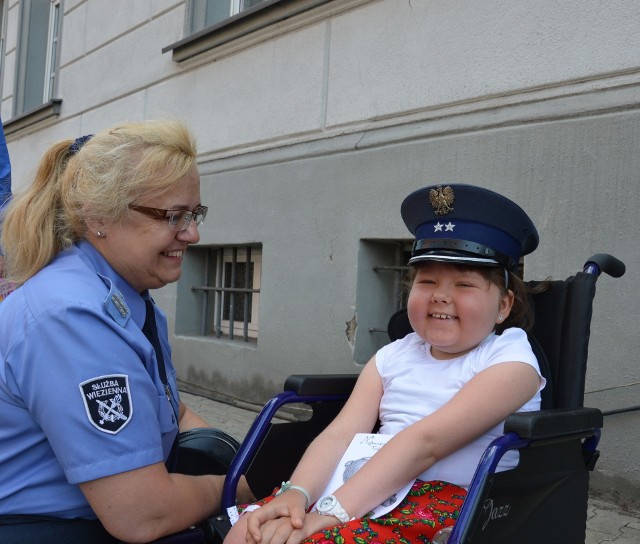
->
[97, 231, 104, 238]
[498, 315, 504, 322]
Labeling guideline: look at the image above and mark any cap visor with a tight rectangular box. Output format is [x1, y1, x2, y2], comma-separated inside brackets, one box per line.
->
[408, 254, 500, 267]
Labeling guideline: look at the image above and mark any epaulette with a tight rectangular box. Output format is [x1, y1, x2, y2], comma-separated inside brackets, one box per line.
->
[99, 274, 130, 326]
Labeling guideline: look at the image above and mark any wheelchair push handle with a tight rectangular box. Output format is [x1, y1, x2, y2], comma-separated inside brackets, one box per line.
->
[583, 253, 625, 278]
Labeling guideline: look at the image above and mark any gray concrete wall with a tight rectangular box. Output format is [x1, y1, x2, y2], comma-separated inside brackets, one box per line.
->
[2, 0, 639, 508]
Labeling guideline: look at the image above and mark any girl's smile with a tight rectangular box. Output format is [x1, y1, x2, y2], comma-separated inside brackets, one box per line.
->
[407, 262, 514, 360]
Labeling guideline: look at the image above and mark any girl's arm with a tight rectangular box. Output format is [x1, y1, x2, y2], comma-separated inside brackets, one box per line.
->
[240, 360, 540, 544]
[286, 359, 384, 502]
[231, 358, 383, 544]
[330, 361, 541, 521]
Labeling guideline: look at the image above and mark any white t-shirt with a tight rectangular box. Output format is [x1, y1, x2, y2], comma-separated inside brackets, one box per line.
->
[375, 328, 545, 488]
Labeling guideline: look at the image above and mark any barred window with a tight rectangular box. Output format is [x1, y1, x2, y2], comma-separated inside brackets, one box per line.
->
[369, 242, 412, 333]
[190, 245, 262, 342]
[353, 240, 412, 364]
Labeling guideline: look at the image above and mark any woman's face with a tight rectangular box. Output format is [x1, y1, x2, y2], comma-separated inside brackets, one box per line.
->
[91, 165, 202, 292]
[407, 262, 514, 360]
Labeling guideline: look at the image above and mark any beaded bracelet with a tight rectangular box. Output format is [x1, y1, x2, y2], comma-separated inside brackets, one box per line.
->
[275, 481, 311, 510]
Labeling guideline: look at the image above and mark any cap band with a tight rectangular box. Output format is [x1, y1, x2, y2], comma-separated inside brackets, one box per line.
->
[413, 219, 521, 271]
[412, 238, 517, 271]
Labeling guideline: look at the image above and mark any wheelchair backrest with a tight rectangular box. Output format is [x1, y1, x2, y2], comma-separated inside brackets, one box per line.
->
[526, 273, 596, 409]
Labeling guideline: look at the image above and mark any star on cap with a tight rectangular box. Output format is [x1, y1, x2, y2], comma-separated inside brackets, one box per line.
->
[434, 222, 444, 232]
[445, 222, 455, 231]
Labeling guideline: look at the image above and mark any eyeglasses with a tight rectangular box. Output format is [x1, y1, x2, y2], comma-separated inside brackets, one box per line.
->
[129, 204, 208, 232]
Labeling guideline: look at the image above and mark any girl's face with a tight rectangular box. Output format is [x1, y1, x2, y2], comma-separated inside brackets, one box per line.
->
[91, 165, 202, 292]
[407, 262, 514, 360]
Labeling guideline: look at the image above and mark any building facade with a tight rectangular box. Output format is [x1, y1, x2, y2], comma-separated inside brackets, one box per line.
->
[1, 0, 639, 508]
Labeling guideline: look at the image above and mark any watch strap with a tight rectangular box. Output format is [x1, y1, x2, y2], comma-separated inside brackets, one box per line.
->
[317, 495, 352, 523]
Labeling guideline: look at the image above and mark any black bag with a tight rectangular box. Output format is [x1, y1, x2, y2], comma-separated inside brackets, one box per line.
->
[176, 428, 241, 476]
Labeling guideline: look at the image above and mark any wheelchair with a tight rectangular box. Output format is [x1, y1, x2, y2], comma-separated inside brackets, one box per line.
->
[158, 253, 625, 544]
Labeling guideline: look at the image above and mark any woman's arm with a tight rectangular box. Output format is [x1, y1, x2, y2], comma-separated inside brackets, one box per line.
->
[177, 400, 256, 504]
[81, 400, 257, 543]
[80, 462, 224, 543]
[178, 400, 211, 432]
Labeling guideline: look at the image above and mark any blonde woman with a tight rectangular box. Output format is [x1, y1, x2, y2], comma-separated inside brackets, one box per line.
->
[0, 120, 253, 543]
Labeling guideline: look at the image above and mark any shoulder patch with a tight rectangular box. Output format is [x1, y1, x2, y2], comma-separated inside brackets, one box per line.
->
[79, 375, 133, 434]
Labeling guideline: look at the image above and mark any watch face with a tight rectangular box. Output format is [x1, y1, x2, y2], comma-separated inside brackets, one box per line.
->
[318, 495, 336, 512]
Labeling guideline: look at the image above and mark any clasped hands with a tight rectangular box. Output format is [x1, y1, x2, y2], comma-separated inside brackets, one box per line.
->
[244, 492, 339, 544]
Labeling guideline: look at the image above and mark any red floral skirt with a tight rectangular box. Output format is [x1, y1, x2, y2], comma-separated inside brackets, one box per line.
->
[249, 480, 466, 544]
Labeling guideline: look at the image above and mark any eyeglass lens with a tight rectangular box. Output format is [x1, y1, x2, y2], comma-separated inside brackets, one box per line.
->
[169, 208, 207, 231]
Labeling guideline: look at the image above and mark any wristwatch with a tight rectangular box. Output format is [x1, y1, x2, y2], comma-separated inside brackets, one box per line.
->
[315, 495, 353, 523]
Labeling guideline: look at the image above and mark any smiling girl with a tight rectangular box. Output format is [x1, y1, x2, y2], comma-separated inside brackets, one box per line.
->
[224, 184, 545, 544]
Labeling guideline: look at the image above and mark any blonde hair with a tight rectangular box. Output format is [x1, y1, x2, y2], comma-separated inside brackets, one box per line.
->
[1, 119, 197, 284]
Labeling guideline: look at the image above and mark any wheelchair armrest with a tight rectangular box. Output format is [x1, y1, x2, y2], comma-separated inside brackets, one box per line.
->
[284, 374, 359, 396]
[504, 407, 603, 440]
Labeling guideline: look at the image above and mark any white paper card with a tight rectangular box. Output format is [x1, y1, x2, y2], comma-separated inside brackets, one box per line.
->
[312, 433, 415, 520]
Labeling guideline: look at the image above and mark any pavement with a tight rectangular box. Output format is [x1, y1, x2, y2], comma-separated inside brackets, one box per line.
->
[181, 391, 640, 544]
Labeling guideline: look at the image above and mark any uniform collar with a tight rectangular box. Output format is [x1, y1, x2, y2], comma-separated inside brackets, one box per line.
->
[74, 240, 146, 327]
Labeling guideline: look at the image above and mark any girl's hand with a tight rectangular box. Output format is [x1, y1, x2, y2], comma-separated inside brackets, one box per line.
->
[248, 516, 298, 544]
[245, 492, 307, 544]
[250, 512, 342, 544]
[288, 512, 343, 544]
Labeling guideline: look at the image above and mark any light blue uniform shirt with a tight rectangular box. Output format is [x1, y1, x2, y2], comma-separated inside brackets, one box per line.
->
[0, 240, 179, 519]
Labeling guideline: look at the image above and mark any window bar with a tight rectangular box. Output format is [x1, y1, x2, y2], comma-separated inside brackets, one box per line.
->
[199, 287, 257, 293]
[394, 243, 404, 310]
[201, 249, 212, 336]
[214, 247, 223, 337]
[370, 243, 411, 334]
[396, 243, 414, 309]
[242, 247, 251, 341]
[229, 247, 237, 340]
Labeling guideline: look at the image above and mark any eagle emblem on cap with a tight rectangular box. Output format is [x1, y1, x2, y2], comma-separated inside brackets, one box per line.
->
[429, 185, 455, 215]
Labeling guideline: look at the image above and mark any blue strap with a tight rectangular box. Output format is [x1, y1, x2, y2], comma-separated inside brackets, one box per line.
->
[142, 297, 180, 471]
[0, 118, 11, 210]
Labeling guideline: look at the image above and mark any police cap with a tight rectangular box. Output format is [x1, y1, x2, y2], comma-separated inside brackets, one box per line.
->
[401, 184, 538, 272]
